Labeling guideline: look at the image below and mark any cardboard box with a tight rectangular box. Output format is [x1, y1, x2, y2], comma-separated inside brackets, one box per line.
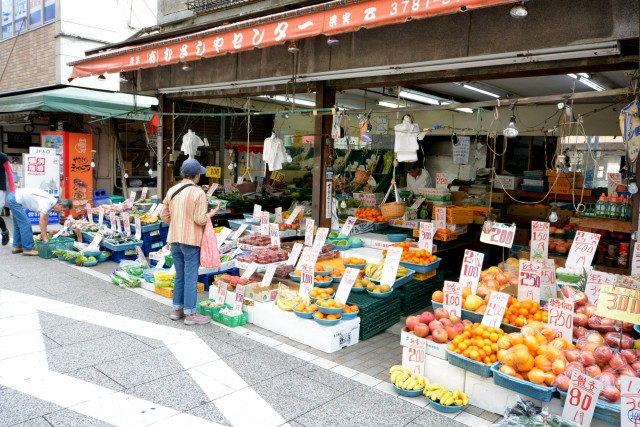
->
[246, 283, 279, 303]
[507, 205, 549, 220]
[465, 371, 535, 414]
[514, 228, 531, 246]
[494, 175, 523, 190]
[353, 192, 384, 207]
[491, 193, 505, 203]
[424, 354, 465, 391]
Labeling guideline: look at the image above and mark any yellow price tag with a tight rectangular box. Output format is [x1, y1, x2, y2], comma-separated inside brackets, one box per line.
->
[271, 171, 285, 182]
[596, 284, 640, 324]
[209, 166, 221, 178]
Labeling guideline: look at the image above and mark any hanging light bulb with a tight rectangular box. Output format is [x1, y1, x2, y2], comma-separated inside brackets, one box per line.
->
[182, 62, 192, 71]
[629, 182, 638, 194]
[482, 212, 495, 234]
[124, 172, 129, 179]
[286, 154, 292, 163]
[228, 163, 234, 170]
[326, 36, 339, 46]
[340, 200, 347, 209]
[145, 161, 149, 167]
[287, 41, 299, 53]
[510, 1, 528, 18]
[549, 207, 559, 223]
[148, 169, 153, 176]
[90, 161, 95, 168]
[503, 116, 519, 138]
[632, 231, 638, 241]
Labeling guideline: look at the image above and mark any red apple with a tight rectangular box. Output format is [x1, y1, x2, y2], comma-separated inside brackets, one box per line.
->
[406, 316, 420, 332]
[439, 318, 452, 328]
[445, 324, 459, 340]
[434, 307, 450, 321]
[428, 320, 444, 331]
[454, 322, 465, 334]
[414, 323, 429, 338]
[432, 328, 449, 344]
[462, 319, 472, 327]
[449, 315, 462, 324]
[419, 311, 435, 325]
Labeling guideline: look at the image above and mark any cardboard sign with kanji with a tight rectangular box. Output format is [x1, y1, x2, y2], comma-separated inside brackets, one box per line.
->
[547, 298, 574, 341]
[585, 270, 616, 305]
[531, 221, 549, 260]
[566, 231, 600, 268]
[518, 259, 542, 303]
[418, 222, 433, 252]
[481, 291, 509, 328]
[443, 280, 462, 317]
[459, 250, 484, 294]
[562, 371, 602, 427]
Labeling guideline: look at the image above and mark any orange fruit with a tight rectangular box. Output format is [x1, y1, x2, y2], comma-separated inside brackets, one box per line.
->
[432, 291, 444, 303]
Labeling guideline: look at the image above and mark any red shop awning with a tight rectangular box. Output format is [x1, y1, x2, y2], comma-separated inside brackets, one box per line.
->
[68, 0, 514, 81]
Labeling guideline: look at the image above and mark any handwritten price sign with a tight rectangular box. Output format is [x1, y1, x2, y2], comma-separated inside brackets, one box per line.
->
[531, 221, 549, 260]
[286, 243, 303, 266]
[313, 228, 330, 250]
[275, 207, 282, 224]
[304, 219, 315, 246]
[217, 227, 232, 247]
[537, 259, 557, 301]
[434, 207, 446, 231]
[435, 173, 449, 189]
[269, 223, 280, 248]
[380, 246, 403, 288]
[286, 206, 303, 225]
[548, 298, 574, 341]
[261, 264, 278, 288]
[233, 285, 245, 313]
[585, 270, 616, 305]
[632, 242, 640, 275]
[213, 281, 227, 305]
[562, 372, 602, 427]
[518, 259, 542, 303]
[241, 262, 258, 280]
[480, 222, 516, 248]
[402, 346, 426, 377]
[252, 204, 262, 222]
[459, 250, 484, 295]
[299, 263, 314, 299]
[621, 376, 640, 427]
[481, 291, 509, 328]
[260, 211, 270, 235]
[122, 213, 131, 236]
[206, 183, 219, 196]
[443, 281, 462, 317]
[418, 222, 433, 252]
[335, 267, 359, 303]
[232, 223, 248, 240]
[566, 231, 600, 268]
[596, 285, 640, 324]
[339, 216, 357, 237]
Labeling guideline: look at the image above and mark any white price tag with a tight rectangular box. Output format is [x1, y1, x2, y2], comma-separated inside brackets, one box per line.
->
[632, 242, 640, 275]
[98, 210, 104, 226]
[151, 203, 164, 218]
[410, 198, 425, 211]
[123, 213, 131, 236]
[134, 217, 142, 241]
[233, 285, 245, 313]
[241, 262, 258, 280]
[418, 222, 433, 251]
[148, 203, 157, 215]
[224, 179, 233, 193]
[232, 223, 249, 240]
[585, 270, 616, 305]
[304, 219, 315, 246]
[459, 249, 484, 295]
[547, 298, 574, 341]
[335, 267, 359, 303]
[286, 243, 304, 266]
[156, 256, 165, 269]
[237, 176, 244, 185]
[286, 206, 303, 225]
[313, 227, 330, 249]
[206, 183, 219, 197]
[86, 204, 93, 222]
[261, 264, 277, 288]
[260, 211, 270, 235]
[116, 217, 122, 234]
[129, 191, 136, 203]
[607, 172, 622, 197]
[275, 207, 283, 224]
[435, 173, 449, 189]
[299, 263, 314, 299]
[135, 247, 148, 267]
[531, 221, 549, 260]
[296, 246, 321, 271]
[87, 233, 103, 251]
[109, 211, 116, 230]
[256, 179, 263, 194]
[481, 291, 510, 328]
[562, 372, 602, 427]
[480, 222, 516, 248]
[217, 227, 233, 247]
[339, 216, 357, 237]
[402, 347, 426, 377]
[434, 207, 446, 231]
[380, 246, 403, 288]
[566, 231, 600, 268]
[141, 187, 148, 200]
[621, 376, 640, 427]
[52, 226, 67, 239]
[518, 259, 542, 303]
[253, 204, 262, 222]
[443, 280, 462, 317]
[269, 223, 280, 248]
[213, 281, 227, 305]
[536, 259, 557, 301]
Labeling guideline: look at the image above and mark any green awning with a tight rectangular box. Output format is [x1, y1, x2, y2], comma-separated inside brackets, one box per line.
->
[0, 86, 158, 120]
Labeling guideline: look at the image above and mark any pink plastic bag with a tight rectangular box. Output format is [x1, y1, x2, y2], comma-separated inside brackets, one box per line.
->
[200, 221, 221, 268]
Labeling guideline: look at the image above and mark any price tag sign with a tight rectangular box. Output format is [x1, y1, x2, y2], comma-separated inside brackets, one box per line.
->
[548, 298, 574, 341]
[134, 217, 142, 240]
[632, 242, 640, 275]
[402, 346, 426, 377]
[109, 211, 116, 230]
[443, 281, 462, 317]
[435, 173, 449, 190]
[304, 219, 315, 246]
[621, 376, 640, 427]
[566, 231, 600, 268]
[86, 204, 93, 222]
[256, 179, 263, 194]
[518, 259, 542, 303]
[286, 206, 303, 225]
[217, 227, 233, 247]
[233, 285, 245, 313]
[87, 233, 103, 251]
[206, 166, 221, 178]
[380, 246, 403, 288]
[335, 267, 359, 303]
[299, 263, 314, 299]
[618, 276, 640, 290]
[434, 207, 446, 231]
[585, 271, 616, 305]
[536, 259, 557, 301]
[241, 262, 258, 280]
[459, 249, 484, 294]
[271, 170, 285, 182]
[135, 247, 148, 267]
[339, 216, 357, 236]
[51, 226, 67, 239]
[531, 221, 549, 260]
[156, 256, 165, 269]
[410, 198, 425, 212]
[607, 172, 622, 197]
[224, 179, 233, 193]
[213, 281, 227, 305]
[296, 246, 321, 270]
[129, 191, 136, 203]
[286, 243, 304, 266]
[253, 204, 262, 222]
[98, 210, 104, 226]
[232, 223, 248, 240]
[562, 372, 602, 427]
[115, 217, 122, 234]
[481, 291, 510, 328]
[596, 285, 640, 324]
[480, 222, 516, 248]
[141, 187, 148, 200]
[260, 211, 270, 235]
[313, 227, 330, 249]
[261, 264, 278, 288]
[275, 207, 283, 224]
[206, 183, 219, 197]
[148, 203, 158, 215]
[418, 222, 433, 251]
[151, 203, 164, 218]
[237, 176, 244, 185]
[123, 213, 131, 237]
[269, 223, 280, 248]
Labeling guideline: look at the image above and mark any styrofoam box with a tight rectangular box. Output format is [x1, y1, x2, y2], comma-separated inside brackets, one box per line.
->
[250, 300, 293, 337]
[464, 371, 541, 414]
[425, 354, 465, 391]
[493, 175, 523, 190]
[289, 316, 360, 353]
[140, 279, 155, 292]
[400, 329, 448, 360]
[198, 259, 236, 275]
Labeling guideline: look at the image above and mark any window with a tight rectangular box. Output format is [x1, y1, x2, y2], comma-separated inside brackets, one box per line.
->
[0, 0, 54, 40]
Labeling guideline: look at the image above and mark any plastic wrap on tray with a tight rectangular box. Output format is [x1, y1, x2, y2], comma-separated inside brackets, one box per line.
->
[236, 247, 289, 264]
[238, 234, 271, 246]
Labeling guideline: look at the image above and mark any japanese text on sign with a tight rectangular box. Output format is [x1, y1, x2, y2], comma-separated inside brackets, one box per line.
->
[480, 222, 516, 248]
[566, 231, 600, 268]
[299, 263, 314, 299]
[286, 243, 304, 266]
[536, 259, 557, 301]
[380, 246, 403, 288]
[596, 285, 640, 324]
[213, 281, 227, 305]
[443, 280, 462, 317]
[518, 259, 542, 303]
[134, 217, 141, 240]
[335, 267, 359, 303]
[435, 173, 448, 189]
[241, 262, 258, 280]
[632, 242, 640, 275]
[548, 298, 574, 341]
[418, 222, 433, 252]
[253, 204, 262, 222]
[269, 223, 280, 248]
[402, 346, 426, 377]
[122, 213, 131, 236]
[275, 207, 282, 224]
[434, 207, 446, 231]
[531, 221, 549, 260]
[562, 372, 602, 427]
[410, 198, 425, 211]
[620, 376, 640, 427]
[585, 270, 616, 305]
[481, 291, 509, 328]
[233, 285, 245, 313]
[261, 264, 278, 288]
[260, 211, 270, 235]
[304, 219, 315, 246]
[339, 216, 357, 236]
[459, 249, 484, 295]
[286, 206, 303, 225]
[313, 228, 330, 249]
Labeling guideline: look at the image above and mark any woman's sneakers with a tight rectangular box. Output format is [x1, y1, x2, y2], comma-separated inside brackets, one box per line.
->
[1, 230, 8, 246]
[184, 313, 211, 325]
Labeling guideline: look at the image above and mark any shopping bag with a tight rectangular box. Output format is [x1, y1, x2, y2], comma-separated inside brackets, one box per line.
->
[200, 220, 221, 268]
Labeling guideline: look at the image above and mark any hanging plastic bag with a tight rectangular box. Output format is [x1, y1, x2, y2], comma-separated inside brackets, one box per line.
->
[620, 99, 640, 163]
[200, 220, 221, 268]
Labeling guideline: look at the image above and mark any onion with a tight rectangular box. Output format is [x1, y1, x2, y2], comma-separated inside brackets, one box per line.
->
[605, 332, 634, 349]
[594, 346, 613, 364]
[631, 361, 640, 373]
[601, 385, 621, 403]
[573, 313, 589, 328]
[573, 326, 588, 339]
[622, 349, 638, 364]
[596, 372, 618, 388]
[583, 304, 597, 317]
[575, 306, 586, 314]
[602, 365, 617, 375]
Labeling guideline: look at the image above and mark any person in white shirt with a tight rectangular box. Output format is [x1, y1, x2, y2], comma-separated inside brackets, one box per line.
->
[6, 188, 72, 256]
[406, 162, 433, 196]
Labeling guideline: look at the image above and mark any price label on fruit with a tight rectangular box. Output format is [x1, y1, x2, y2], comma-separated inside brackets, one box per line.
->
[122, 213, 131, 236]
[217, 227, 232, 248]
[339, 216, 357, 236]
[409, 197, 425, 212]
[418, 222, 433, 251]
[206, 183, 219, 196]
[261, 264, 278, 288]
[129, 191, 136, 203]
[232, 223, 248, 240]
[518, 259, 542, 303]
[134, 217, 142, 240]
[481, 291, 509, 328]
[585, 270, 616, 305]
[380, 246, 403, 288]
[631, 242, 640, 275]
[252, 204, 262, 222]
[530, 221, 549, 259]
[304, 219, 315, 246]
[402, 346, 426, 377]
[536, 259, 557, 301]
[151, 203, 164, 218]
[621, 376, 640, 427]
[86, 204, 93, 222]
[233, 284, 245, 313]
[287, 243, 304, 266]
[213, 281, 227, 305]
[241, 262, 259, 280]
[260, 211, 270, 235]
[335, 267, 359, 303]
[459, 249, 484, 295]
[87, 233, 103, 251]
[313, 227, 330, 249]
[547, 298, 574, 341]
[274, 207, 282, 224]
[299, 263, 314, 299]
[435, 172, 448, 189]
[562, 371, 602, 427]
[434, 207, 446, 231]
[109, 211, 116, 230]
[596, 285, 640, 324]
[443, 281, 462, 317]
[286, 206, 303, 225]
[269, 223, 280, 248]
[480, 222, 516, 248]
[566, 231, 600, 268]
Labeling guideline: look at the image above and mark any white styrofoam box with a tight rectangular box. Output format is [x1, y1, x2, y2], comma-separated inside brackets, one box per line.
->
[464, 371, 541, 414]
[289, 316, 360, 353]
[424, 340, 448, 360]
[250, 300, 295, 337]
[493, 175, 523, 190]
[425, 354, 465, 391]
[400, 328, 447, 359]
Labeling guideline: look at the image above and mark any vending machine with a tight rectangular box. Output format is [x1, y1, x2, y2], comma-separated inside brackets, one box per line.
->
[40, 131, 93, 218]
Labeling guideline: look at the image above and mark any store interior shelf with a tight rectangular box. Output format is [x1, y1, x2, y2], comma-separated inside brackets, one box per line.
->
[570, 217, 634, 234]
[493, 190, 598, 203]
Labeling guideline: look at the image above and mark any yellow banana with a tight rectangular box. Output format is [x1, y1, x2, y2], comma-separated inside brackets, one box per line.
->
[455, 399, 464, 406]
[412, 382, 423, 391]
[440, 392, 452, 403]
[461, 393, 469, 406]
[452, 388, 460, 400]
[390, 371, 402, 383]
[401, 377, 413, 389]
[444, 396, 455, 406]
[426, 383, 444, 391]
[389, 365, 404, 374]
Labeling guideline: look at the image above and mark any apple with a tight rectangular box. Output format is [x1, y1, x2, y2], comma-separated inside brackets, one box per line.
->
[462, 319, 472, 327]
[419, 311, 435, 325]
[454, 322, 465, 334]
[428, 320, 444, 331]
[445, 324, 459, 340]
[440, 318, 452, 327]
[449, 315, 462, 324]
[432, 328, 449, 344]
[414, 323, 429, 338]
[406, 315, 420, 332]
[434, 307, 450, 320]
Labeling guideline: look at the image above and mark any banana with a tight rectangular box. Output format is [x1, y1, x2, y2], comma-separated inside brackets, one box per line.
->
[426, 383, 445, 391]
[461, 393, 469, 406]
[390, 371, 402, 383]
[412, 382, 423, 391]
[373, 269, 383, 280]
[440, 391, 452, 404]
[455, 398, 464, 406]
[443, 396, 455, 406]
[452, 388, 460, 400]
[389, 365, 405, 374]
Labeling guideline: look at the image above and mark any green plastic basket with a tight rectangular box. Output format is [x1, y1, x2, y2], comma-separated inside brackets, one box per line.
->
[347, 290, 401, 340]
[220, 311, 248, 327]
[37, 237, 75, 259]
[400, 271, 444, 316]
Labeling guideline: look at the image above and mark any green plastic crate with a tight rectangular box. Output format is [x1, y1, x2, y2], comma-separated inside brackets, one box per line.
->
[400, 271, 445, 316]
[37, 237, 75, 259]
[347, 290, 401, 341]
[197, 299, 221, 316]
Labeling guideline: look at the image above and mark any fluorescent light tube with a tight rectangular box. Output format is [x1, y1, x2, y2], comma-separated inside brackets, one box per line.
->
[257, 95, 316, 107]
[461, 83, 500, 98]
[398, 89, 441, 105]
[377, 100, 404, 108]
[567, 74, 606, 91]
[454, 108, 474, 114]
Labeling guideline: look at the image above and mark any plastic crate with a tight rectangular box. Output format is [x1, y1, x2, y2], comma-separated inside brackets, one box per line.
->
[446, 350, 492, 377]
[347, 290, 401, 341]
[400, 271, 444, 316]
[197, 299, 222, 316]
[399, 258, 441, 274]
[198, 267, 240, 291]
[134, 222, 161, 233]
[142, 237, 165, 256]
[109, 195, 125, 204]
[109, 249, 139, 263]
[102, 240, 143, 251]
[558, 390, 620, 425]
[220, 311, 248, 327]
[491, 362, 555, 401]
[37, 237, 75, 259]
[368, 269, 416, 289]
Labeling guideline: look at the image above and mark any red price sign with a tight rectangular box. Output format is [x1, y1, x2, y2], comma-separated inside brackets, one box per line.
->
[632, 242, 640, 275]
[122, 212, 131, 236]
[275, 207, 283, 224]
[531, 221, 549, 260]
[480, 222, 516, 248]
[109, 211, 116, 230]
[402, 346, 426, 377]
[435, 172, 448, 189]
[596, 285, 640, 324]
[562, 371, 602, 427]
[459, 249, 484, 294]
[252, 204, 262, 222]
[547, 298, 574, 341]
[304, 219, 315, 246]
[233, 285, 245, 313]
[418, 222, 433, 251]
[299, 264, 314, 299]
[269, 223, 280, 248]
[339, 216, 357, 236]
[566, 231, 600, 268]
[518, 259, 542, 303]
[621, 376, 640, 427]
[434, 207, 446, 231]
[585, 271, 616, 305]
[537, 259, 557, 301]
[481, 291, 509, 328]
[443, 280, 462, 317]
[214, 282, 227, 305]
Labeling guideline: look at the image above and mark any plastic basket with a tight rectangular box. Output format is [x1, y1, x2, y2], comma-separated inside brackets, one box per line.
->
[197, 299, 222, 316]
[558, 390, 620, 425]
[102, 240, 143, 251]
[429, 400, 465, 413]
[133, 222, 161, 233]
[109, 250, 139, 263]
[399, 258, 441, 274]
[380, 202, 406, 219]
[220, 311, 248, 327]
[37, 237, 75, 259]
[491, 362, 555, 401]
[446, 350, 492, 377]
[348, 290, 401, 341]
[400, 272, 444, 316]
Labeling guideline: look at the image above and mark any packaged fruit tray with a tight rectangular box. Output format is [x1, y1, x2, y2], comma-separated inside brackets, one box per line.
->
[558, 390, 620, 425]
[368, 269, 416, 289]
[431, 301, 521, 333]
[399, 258, 441, 274]
[491, 362, 555, 402]
[446, 350, 493, 377]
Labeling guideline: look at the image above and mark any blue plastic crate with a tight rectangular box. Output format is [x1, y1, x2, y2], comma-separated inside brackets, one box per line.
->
[491, 362, 555, 401]
[447, 350, 492, 377]
[133, 223, 161, 234]
[558, 390, 620, 425]
[198, 267, 241, 291]
[109, 249, 139, 263]
[368, 269, 416, 289]
[399, 258, 441, 274]
[102, 240, 143, 251]
[142, 237, 165, 256]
